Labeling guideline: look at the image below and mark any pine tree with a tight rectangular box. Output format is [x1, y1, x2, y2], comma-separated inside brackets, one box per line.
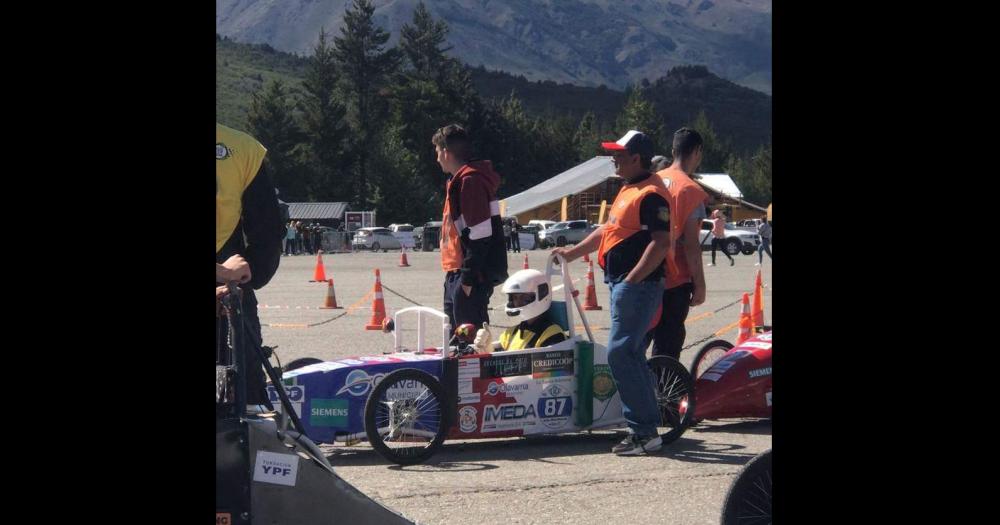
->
[246, 79, 305, 200]
[333, 0, 402, 205]
[690, 110, 730, 172]
[614, 88, 665, 155]
[573, 111, 601, 162]
[299, 29, 350, 201]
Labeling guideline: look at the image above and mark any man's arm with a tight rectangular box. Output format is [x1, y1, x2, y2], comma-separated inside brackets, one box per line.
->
[241, 162, 284, 289]
[682, 212, 706, 306]
[551, 225, 604, 262]
[458, 174, 494, 287]
[625, 230, 670, 283]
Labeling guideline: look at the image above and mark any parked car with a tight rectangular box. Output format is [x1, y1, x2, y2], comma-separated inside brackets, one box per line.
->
[388, 224, 415, 248]
[528, 219, 557, 232]
[699, 220, 761, 255]
[420, 221, 443, 251]
[412, 226, 424, 245]
[537, 220, 598, 248]
[733, 218, 766, 232]
[352, 227, 402, 252]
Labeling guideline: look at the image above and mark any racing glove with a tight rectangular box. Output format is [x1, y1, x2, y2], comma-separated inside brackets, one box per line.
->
[473, 322, 493, 353]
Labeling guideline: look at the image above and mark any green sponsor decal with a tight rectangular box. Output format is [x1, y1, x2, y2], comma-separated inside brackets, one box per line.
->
[592, 364, 617, 401]
[309, 398, 349, 427]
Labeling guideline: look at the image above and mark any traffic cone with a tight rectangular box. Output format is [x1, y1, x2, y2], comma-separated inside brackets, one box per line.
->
[310, 250, 327, 282]
[319, 278, 342, 309]
[736, 293, 752, 344]
[751, 269, 765, 331]
[365, 269, 387, 330]
[523, 253, 529, 269]
[398, 246, 410, 267]
[583, 260, 602, 310]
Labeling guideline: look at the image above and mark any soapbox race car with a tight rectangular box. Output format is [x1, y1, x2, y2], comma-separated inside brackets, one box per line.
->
[269, 255, 696, 465]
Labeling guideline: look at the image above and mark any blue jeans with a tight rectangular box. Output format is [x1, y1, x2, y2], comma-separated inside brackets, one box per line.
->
[758, 239, 772, 263]
[607, 279, 663, 437]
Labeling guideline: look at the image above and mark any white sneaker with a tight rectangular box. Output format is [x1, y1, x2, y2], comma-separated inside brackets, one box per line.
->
[612, 434, 663, 456]
[754, 263, 761, 266]
[707, 263, 715, 267]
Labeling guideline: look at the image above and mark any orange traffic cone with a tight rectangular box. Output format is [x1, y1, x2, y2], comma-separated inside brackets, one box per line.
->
[523, 253, 529, 269]
[310, 250, 327, 282]
[319, 278, 342, 309]
[583, 260, 602, 311]
[398, 246, 410, 267]
[365, 269, 387, 330]
[736, 292, 753, 344]
[751, 269, 765, 331]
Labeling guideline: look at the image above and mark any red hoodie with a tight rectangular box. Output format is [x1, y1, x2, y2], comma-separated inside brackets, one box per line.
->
[441, 160, 509, 286]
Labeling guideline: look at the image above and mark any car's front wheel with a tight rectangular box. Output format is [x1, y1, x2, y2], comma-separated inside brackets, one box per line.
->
[364, 368, 448, 465]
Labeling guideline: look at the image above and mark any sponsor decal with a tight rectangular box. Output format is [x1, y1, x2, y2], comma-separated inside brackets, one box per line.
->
[253, 451, 299, 487]
[267, 379, 305, 418]
[592, 364, 617, 401]
[542, 383, 565, 398]
[482, 403, 538, 431]
[486, 381, 530, 397]
[339, 359, 365, 366]
[539, 383, 573, 429]
[748, 366, 772, 379]
[740, 341, 772, 350]
[480, 353, 532, 379]
[336, 369, 385, 397]
[531, 349, 574, 378]
[215, 143, 230, 160]
[459, 406, 478, 433]
[309, 398, 349, 427]
[701, 372, 722, 382]
[458, 392, 481, 405]
[706, 350, 749, 376]
[383, 379, 428, 401]
[756, 333, 772, 341]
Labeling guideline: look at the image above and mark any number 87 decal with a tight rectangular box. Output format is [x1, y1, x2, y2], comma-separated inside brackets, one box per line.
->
[539, 397, 572, 417]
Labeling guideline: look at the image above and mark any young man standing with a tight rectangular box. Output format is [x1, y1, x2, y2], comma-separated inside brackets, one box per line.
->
[433, 124, 508, 331]
[650, 127, 710, 361]
[553, 130, 671, 456]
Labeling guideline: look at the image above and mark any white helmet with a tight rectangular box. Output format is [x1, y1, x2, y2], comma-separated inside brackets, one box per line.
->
[502, 269, 552, 322]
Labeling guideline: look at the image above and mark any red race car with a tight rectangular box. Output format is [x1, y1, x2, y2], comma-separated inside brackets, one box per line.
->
[686, 331, 772, 422]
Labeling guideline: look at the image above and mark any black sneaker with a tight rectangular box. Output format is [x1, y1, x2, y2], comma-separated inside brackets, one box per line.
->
[612, 434, 663, 456]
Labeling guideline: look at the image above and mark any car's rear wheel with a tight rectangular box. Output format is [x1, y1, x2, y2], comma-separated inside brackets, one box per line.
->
[742, 246, 756, 255]
[364, 368, 448, 465]
[725, 238, 741, 255]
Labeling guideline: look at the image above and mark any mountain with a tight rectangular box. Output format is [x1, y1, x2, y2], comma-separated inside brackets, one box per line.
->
[216, 0, 772, 94]
[216, 36, 770, 153]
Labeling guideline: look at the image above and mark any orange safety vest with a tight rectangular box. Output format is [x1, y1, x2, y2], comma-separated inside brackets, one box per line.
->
[596, 174, 671, 271]
[658, 166, 709, 289]
[440, 175, 463, 272]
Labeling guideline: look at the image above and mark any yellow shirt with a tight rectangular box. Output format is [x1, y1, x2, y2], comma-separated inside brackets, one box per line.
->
[216, 123, 267, 253]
